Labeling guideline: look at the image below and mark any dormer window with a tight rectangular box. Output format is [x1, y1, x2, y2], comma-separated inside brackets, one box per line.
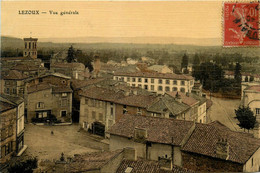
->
[62, 93, 67, 97]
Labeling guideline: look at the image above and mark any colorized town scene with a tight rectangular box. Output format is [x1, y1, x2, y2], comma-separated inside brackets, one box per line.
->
[1, 1, 260, 172]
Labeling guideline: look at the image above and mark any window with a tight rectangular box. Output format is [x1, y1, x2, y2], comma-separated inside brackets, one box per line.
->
[173, 80, 177, 85]
[172, 87, 177, 91]
[61, 99, 68, 107]
[110, 107, 114, 115]
[99, 113, 103, 121]
[25, 42, 27, 49]
[181, 81, 185, 86]
[13, 88, 17, 94]
[8, 125, 13, 137]
[256, 108, 260, 115]
[132, 78, 136, 82]
[123, 105, 127, 114]
[116, 77, 119, 80]
[61, 111, 67, 117]
[62, 93, 67, 97]
[158, 86, 163, 91]
[151, 85, 154, 91]
[85, 98, 88, 105]
[138, 78, 142, 82]
[151, 78, 154, 83]
[137, 107, 142, 114]
[158, 79, 163, 84]
[132, 84, 135, 87]
[166, 80, 170, 84]
[6, 88, 10, 94]
[165, 86, 170, 92]
[120, 77, 124, 81]
[180, 88, 185, 93]
[5, 81, 10, 85]
[127, 77, 130, 82]
[144, 85, 148, 90]
[138, 84, 142, 88]
[92, 111, 96, 119]
[84, 108, 88, 116]
[36, 102, 44, 109]
[190, 80, 193, 85]
[39, 78, 43, 83]
[144, 78, 148, 83]
[29, 42, 31, 49]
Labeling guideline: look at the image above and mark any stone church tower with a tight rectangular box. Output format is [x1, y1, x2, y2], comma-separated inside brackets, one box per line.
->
[23, 37, 38, 59]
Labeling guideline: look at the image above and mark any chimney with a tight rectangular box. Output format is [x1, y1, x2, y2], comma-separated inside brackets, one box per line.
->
[134, 127, 147, 142]
[123, 147, 137, 161]
[216, 138, 229, 160]
[132, 90, 138, 95]
[175, 92, 182, 103]
[124, 90, 130, 96]
[158, 157, 172, 170]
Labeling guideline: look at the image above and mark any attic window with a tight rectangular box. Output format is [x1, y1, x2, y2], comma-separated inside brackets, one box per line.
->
[62, 93, 67, 97]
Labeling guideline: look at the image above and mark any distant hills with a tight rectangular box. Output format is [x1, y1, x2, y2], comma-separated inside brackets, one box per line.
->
[1, 36, 259, 57]
[38, 36, 221, 46]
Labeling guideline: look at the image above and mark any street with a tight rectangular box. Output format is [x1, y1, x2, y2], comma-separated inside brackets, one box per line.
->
[208, 96, 242, 131]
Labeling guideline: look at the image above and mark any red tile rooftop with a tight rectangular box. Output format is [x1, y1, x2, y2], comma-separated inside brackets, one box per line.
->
[3, 70, 29, 80]
[114, 71, 193, 80]
[166, 92, 199, 106]
[245, 85, 260, 92]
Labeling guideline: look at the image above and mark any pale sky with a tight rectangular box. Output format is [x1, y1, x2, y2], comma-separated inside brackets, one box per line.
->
[1, 1, 222, 39]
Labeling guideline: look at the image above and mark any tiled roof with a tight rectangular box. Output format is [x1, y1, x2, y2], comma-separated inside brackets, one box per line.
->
[66, 150, 123, 172]
[1, 57, 34, 61]
[71, 78, 105, 90]
[27, 83, 52, 94]
[117, 158, 194, 173]
[166, 92, 199, 106]
[114, 71, 193, 80]
[147, 95, 189, 115]
[51, 62, 85, 69]
[115, 95, 158, 108]
[182, 121, 260, 164]
[0, 101, 16, 113]
[79, 86, 125, 102]
[0, 94, 24, 105]
[11, 64, 44, 71]
[3, 70, 28, 80]
[245, 85, 260, 92]
[108, 114, 194, 145]
[52, 86, 72, 93]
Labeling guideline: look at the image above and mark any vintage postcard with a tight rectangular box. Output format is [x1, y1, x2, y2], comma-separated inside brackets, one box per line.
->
[1, 0, 260, 173]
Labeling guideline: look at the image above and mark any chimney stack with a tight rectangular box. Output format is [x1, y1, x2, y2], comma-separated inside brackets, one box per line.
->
[175, 92, 182, 103]
[123, 147, 137, 161]
[216, 138, 229, 160]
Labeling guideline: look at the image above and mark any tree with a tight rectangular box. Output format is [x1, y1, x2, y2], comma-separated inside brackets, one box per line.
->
[181, 53, 189, 70]
[235, 106, 256, 132]
[192, 53, 201, 80]
[249, 76, 254, 82]
[66, 45, 76, 63]
[234, 62, 242, 84]
[8, 157, 38, 173]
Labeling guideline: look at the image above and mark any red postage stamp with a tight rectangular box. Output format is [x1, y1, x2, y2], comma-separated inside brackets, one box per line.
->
[223, 2, 259, 47]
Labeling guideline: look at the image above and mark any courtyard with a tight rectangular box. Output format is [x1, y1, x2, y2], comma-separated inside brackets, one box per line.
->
[22, 123, 109, 162]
